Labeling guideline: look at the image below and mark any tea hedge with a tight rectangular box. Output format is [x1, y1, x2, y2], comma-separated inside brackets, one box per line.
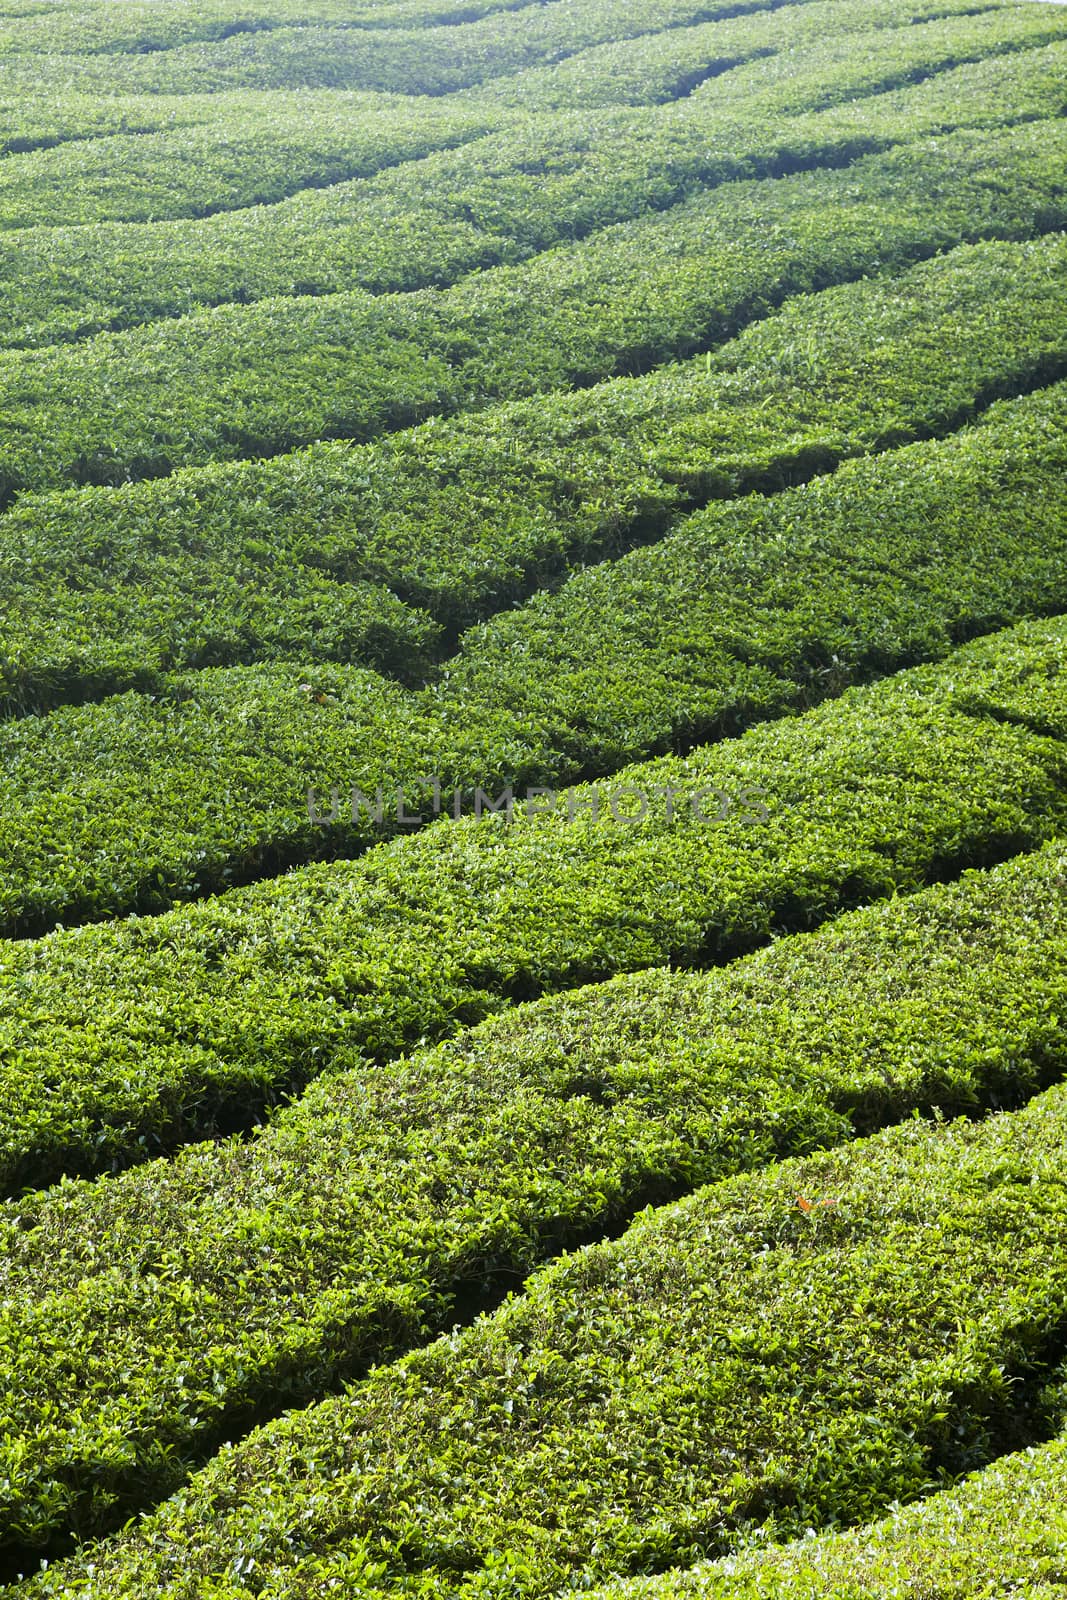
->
[3, 381, 1066, 938]
[0, 91, 512, 230]
[592, 1429, 1067, 1600]
[5, 0, 1055, 103]
[0, 662, 532, 934]
[466, 0, 1066, 109]
[0, 0, 554, 57]
[0, 0, 461, 57]
[16, 1074, 1067, 1596]
[0, 0, 997, 62]
[0, 11, 1062, 1583]
[0, 0, 804, 96]
[0, 556, 442, 710]
[5, 28, 1066, 351]
[0, 833, 1063, 1561]
[2, 229, 1063, 714]
[456, 0, 1003, 110]
[684, 3, 1067, 122]
[0, 0, 1029, 239]
[0, 615, 1063, 1193]
[0, 89, 226, 158]
[0, 1, 1055, 159]
[1, 113, 1065, 502]
[435, 382, 1067, 772]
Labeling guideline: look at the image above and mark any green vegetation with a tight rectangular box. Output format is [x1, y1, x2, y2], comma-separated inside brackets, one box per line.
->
[0, 663, 512, 934]
[468, 0, 1067, 109]
[0, 0, 796, 95]
[21, 0, 1042, 108]
[594, 1432, 1067, 1599]
[0, 92, 511, 228]
[3, 225, 1064, 720]
[8, 38, 1067, 350]
[460, 0, 1011, 108]
[1, 380, 1065, 937]
[0, 106, 1064, 498]
[0, 840, 1063, 1559]
[0, 88, 257, 158]
[0, 614, 1063, 1194]
[0, 2, 1064, 1590]
[16, 1069, 1067, 1596]
[0, 0, 556, 57]
[1, 0, 1056, 163]
[0, 0, 540, 57]
[0, 0, 1039, 239]
[437, 381, 1067, 769]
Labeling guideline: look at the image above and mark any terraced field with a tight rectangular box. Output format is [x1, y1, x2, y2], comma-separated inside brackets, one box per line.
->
[0, 0, 1065, 1594]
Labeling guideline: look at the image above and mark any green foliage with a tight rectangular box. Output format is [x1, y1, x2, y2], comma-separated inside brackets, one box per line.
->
[1, 382, 1065, 937]
[0, 0, 1044, 242]
[0, 109, 1064, 496]
[466, 0, 1067, 110]
[8, 46, 1067, 353]
[436, 382, 1067, 770]
[0, 615, 1063, 1195]
[17, 1069, 1067, 1595]
[0, 90, 511, 228]
[593, 1430, 1067, 1598]
[0, 0, 797, 95]
[2, 180, 1066, 730]
[0, 0, 556, 59]
[0, 2, 1064, 1586]
[0, 839, 1064, 1559]
[0, 664, 463, 932]
[0, 86, 251, 159]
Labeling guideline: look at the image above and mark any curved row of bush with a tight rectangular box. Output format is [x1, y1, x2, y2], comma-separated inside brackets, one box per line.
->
[2, 110, 1065, 503]
[2, 377, 1065, 938]
[0, 0, 797, 95]
[0, 830, 1063, 1562]
[14, 1056, 1067, 1595]
[434, 381, 1067, 769]
[0, 0, 1023, 240]
[0, 0, 1048, 161]
[0, 0, 552, 57]
[591, 1427, 1067, 1600]
[0, 86, 265, 159]
[4, 226, 1065, 721]
[0, 90, 513, 231]
[1, 4, 1061, 1592]
[0, 613, 1063, 1193]
[464, 0, 1061, 109]
[6, 22, 1065, 348]
[3, 219, 1061, 717]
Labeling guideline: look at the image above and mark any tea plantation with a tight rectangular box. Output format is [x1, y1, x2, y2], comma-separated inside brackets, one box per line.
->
[0, 0, 1065, 1595]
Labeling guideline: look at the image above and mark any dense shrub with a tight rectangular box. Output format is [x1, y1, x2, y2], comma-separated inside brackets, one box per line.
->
[0, 110, 1064, 497]
[467, 0, 1067, 109]
[0, 839, 1063, 1559]
[3, 226, 1064, 720]
[0, 0, 556, 58]
[436, 382, 1067, 769]
[0, 91, 511, 228]
[591, 1429, 1067, 1599]
[0, 1, 1062, 1587]
[1, 381, 1065, 936]
[0, 0, 1044, 242]
[0, 0, 804, 95]
[16, 1071, 1067, 1595]
[21, 0, 1048, 109]
[0, 615, 1062, 1193]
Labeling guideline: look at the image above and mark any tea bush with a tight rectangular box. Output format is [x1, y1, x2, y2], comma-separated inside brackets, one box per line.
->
[1, 381, 1064, 937]
[18, 1073, 1067, 1595]
[0, 616, 1062, 1194]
